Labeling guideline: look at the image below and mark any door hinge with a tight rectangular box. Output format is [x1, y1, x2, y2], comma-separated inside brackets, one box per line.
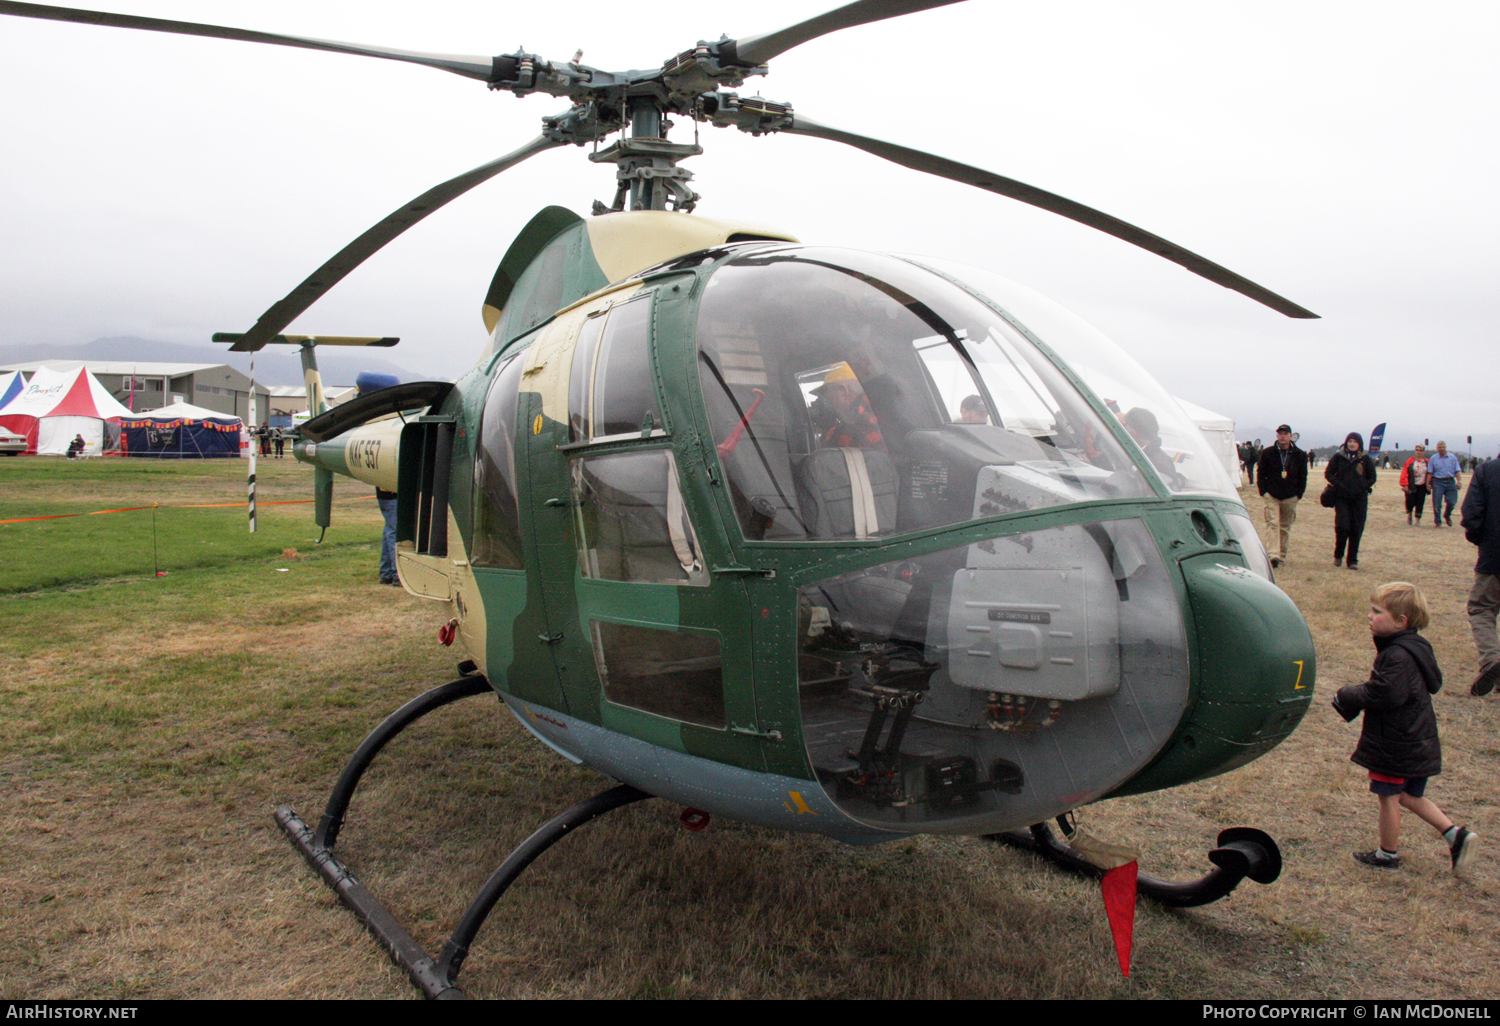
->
[730, 723, 783, 742]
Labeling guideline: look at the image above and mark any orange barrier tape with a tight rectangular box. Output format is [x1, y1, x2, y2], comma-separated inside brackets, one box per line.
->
[0, 494, 376, 525]
[0, 505, 158, 523]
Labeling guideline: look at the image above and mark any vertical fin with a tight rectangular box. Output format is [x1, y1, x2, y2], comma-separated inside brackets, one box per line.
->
[314, 466, 334, 537]
[300, 341, 327, 416]
[301, 341, 332, 535]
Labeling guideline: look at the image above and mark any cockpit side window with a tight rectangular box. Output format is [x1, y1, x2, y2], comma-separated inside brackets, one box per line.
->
[568, 295, 661, 443]
[698, 346, 809, 541]
[473, 351, 527, 569]
[567, 311, 607, 443]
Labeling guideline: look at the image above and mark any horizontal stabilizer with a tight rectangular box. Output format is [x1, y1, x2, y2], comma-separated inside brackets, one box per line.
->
[212, 332, 399, 348]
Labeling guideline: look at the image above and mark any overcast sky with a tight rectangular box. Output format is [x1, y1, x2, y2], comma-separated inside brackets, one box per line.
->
[2, 0, 1495, 453]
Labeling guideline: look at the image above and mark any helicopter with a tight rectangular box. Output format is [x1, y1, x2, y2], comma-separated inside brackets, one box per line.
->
[2, 0, 1320, 998]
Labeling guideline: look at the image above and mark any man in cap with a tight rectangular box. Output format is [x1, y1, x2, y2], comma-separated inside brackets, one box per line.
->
[958, 394, 990, 424]
[812, 362, 884, 450]
[1122, 407, 1186, 489]
[1256, 423, 1307, 569]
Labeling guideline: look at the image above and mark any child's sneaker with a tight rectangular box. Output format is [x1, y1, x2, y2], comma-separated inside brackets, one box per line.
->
[1353, 849, 1401, 869]
[1449, 826, 1478, 875]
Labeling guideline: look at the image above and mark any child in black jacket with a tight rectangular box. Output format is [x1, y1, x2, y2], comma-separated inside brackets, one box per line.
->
[1333, 582, 1478, 873]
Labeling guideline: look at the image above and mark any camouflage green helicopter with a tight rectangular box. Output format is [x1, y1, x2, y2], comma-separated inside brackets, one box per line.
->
[3, 0, 1319, 998]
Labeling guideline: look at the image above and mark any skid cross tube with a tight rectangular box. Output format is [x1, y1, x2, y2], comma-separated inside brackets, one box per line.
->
[317, 674, 493, 849]
[275, 673, 653, 998]
[985, 821, 1282, 908]
[435, 783, 652, 984]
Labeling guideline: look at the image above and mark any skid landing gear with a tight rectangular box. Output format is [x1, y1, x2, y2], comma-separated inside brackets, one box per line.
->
[986, 820, 1282, 907]
[274, 674, 651, 999]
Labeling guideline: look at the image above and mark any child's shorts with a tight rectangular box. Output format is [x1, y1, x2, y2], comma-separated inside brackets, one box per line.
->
[1369, 771, 1428, 797]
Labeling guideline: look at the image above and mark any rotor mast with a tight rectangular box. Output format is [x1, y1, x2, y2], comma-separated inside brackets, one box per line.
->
[587, 98, 703, 214]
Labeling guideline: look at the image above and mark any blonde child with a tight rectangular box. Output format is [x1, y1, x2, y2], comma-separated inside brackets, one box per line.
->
[1332, 582, 1477, 873]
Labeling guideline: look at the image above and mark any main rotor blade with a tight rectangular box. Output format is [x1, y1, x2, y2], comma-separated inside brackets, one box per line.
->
[729, 0, 968, 66]
[0, 1, 496, 82]
[785, 114, 1318, 319]
[229, 135, 564, 352]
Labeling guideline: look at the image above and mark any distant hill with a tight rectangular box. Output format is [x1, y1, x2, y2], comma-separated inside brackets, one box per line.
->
[0, 336, 435, 388]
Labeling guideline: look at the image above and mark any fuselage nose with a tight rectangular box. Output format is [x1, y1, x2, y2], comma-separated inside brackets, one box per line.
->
[1112, 555, 1315, 797]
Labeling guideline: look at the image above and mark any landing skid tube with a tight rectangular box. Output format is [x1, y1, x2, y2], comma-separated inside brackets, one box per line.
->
[986, 821, 1282, 907]
[274, 674, 652, 999]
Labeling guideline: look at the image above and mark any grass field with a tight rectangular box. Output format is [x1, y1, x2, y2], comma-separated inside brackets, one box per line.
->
[2, 456, 1497, 1000]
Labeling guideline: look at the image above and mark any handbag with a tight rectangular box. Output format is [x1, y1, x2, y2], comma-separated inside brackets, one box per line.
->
[1319, 484, 1336, 508]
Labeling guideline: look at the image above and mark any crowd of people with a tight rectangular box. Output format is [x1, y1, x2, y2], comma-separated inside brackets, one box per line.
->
[1239, 426, 1500, 874]
[1243, 428, 1497, 687]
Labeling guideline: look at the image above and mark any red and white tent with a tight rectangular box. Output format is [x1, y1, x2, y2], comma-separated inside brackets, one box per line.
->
[0, 364, 134, 455]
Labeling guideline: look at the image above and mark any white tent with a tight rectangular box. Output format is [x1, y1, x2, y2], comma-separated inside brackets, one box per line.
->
[0, 364, 134, 455]
[1173, 396, 1238, 483]
[131, 399, 238, 421]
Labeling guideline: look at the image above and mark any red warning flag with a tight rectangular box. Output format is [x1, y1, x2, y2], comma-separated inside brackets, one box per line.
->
[1058, 825, 1141, 977]
[1101, 861, 1139, 977]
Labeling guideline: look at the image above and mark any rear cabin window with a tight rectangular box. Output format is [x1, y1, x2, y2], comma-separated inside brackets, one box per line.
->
[570, 449, 707, 586]
[591, 620, 725, 729]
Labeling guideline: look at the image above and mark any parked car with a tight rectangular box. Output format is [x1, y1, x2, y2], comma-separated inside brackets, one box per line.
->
[0, 427, 26, 455]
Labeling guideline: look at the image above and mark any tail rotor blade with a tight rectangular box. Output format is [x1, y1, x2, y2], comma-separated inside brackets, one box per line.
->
[784, 114, 1318, 319]
[228, 135, 564, 352]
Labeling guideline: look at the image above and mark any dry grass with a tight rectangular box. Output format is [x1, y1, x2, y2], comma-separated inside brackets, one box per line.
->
[1079, 469, 1498, 999]
[2, 466, 1497, 1000]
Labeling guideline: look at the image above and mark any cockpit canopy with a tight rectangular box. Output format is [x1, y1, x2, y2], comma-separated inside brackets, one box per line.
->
[695, 246, 1232, 544]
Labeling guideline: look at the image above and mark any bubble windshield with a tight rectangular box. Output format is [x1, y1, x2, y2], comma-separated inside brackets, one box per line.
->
[904, 257, 1240, 498]
[696, 248, 1154, 542]
[798, 519, 1191, 832]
